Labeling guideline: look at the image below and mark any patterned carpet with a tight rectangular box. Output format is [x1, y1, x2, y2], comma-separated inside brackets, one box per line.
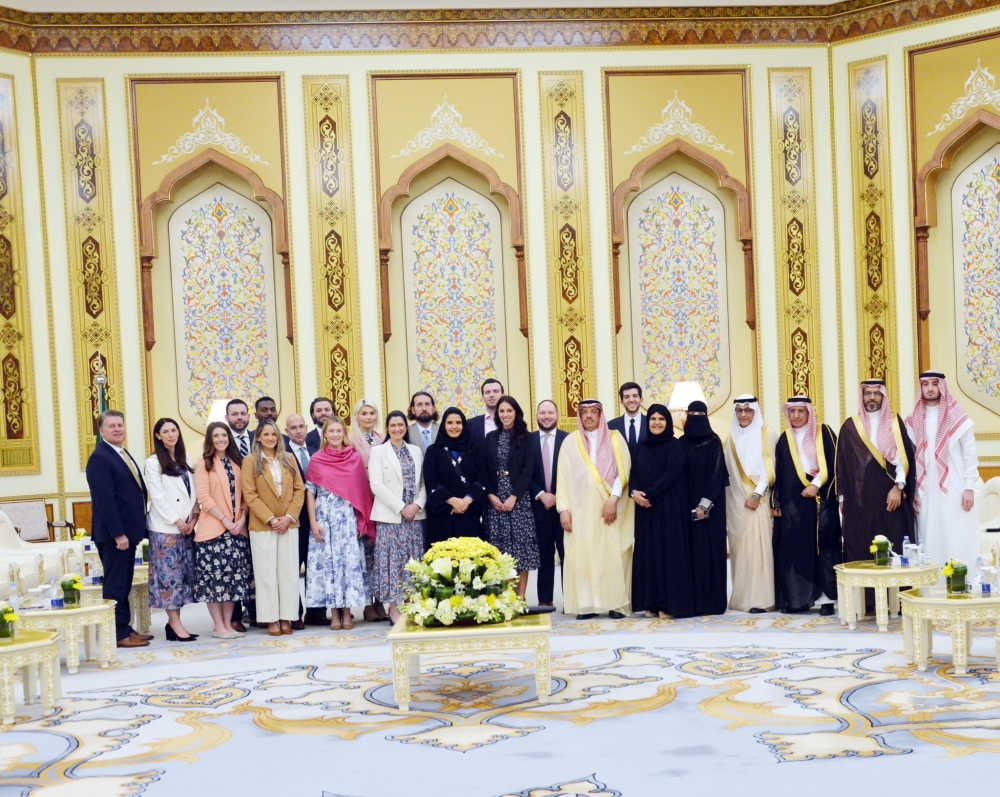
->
[2, 602, 1000, 797]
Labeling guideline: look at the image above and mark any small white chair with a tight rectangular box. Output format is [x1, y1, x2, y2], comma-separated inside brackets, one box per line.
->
[978, 477, 1000, 557]
[0, 500, 71, 543]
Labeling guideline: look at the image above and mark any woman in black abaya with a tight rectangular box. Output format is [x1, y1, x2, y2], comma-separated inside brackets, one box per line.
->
[422, 408, 486, 548]
[681, 401, 730, 616]
[629, 404, 695, 619]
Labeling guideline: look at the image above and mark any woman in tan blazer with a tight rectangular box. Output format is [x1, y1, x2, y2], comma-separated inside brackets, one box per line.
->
[194, 422, 250, 640]
[242, 420, 305, 636]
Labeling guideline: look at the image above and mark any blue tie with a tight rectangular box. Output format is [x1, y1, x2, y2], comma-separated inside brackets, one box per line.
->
[422, 428, 430, 449]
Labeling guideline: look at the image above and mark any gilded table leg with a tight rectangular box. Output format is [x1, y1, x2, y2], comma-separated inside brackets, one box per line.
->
[1, 662, 15, 724]
[50, 648, 61, 701]
[407, 654, 420, 687]
[22, 663, 35, 704]
[914, 615, 928, 672]
[84, 622, 93, 663]
[534, 634, 551, 704]
[100, 612, 113, 668]
[874, 587, 889, 632]
[854, 587, 864, 620]
[902, 611, 914, 664]
[392, 643, 411, 712]
[953, 617, 969, 676]
[63, 621, 81, 674]
[967, 621, 975, 657]
[41, 648, 57, 713]
[888, 587, 899, 620]
[837, 576, 846, 625]
[843, 585, 856, 631]
[925, 619, 934, 655]
[138, 587, 151, 634]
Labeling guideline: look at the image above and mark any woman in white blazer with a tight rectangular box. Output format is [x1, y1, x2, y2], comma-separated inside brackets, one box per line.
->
[144, 417, 199, 642]
[368, 410, 426, 623]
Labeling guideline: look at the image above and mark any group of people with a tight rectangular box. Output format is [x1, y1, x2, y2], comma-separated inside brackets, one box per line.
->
[84, 369, 979, 648]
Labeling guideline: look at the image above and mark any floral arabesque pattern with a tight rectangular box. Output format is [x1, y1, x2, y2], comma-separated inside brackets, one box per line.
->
[636, 187, 723, 404]
[410, 190, 498, 413]
[179, 196, 270, 421]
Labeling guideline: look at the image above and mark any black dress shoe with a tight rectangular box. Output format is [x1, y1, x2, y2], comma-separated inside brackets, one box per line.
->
[608, 611, 625, 619]
[781, 606, 811, 615]
[819, 604, 836, 616]
[748, 607, 767, 614]
[303, 613, 328, 626]
[575, 613, 598, 620]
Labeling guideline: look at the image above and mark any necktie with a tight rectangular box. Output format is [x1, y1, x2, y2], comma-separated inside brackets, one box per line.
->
[121, 450, 142, 488]
[422, 428, 430, 449]
[629, 418, 637, 449]
[238, 434, 249, 456]
[542, 433, 552, 493]
[296, 446, 309, 474]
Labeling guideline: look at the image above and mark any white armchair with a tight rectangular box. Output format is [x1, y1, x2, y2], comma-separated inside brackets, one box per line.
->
[977, 477, 1000, 557]
[0, 511, 83, 576]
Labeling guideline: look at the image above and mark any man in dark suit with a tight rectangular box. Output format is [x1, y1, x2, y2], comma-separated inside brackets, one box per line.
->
[305, 397, 334, 454]
[85, 410, 153, 648]
[254, 395, 278, 430]
[608, 381, 648, 460]
[226, 399, 253, 457]
[467, 378, 504, 457]
[530, 400, 568, 607]
[284, 413, 325, 628]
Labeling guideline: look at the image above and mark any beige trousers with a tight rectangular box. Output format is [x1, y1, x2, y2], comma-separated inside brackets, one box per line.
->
[249, 527, 300, 622]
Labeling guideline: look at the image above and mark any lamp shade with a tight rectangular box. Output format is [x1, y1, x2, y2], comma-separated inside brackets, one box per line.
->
[206, 399, 230, 427]
[666, 381, 707, 411]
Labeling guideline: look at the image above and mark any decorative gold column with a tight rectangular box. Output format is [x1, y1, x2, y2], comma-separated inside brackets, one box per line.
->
[57, 80, 123, 466]
[769, 69, 822, 405]
[0, 76, 37, 474]
[539, 73, 596, 429]
[304, 77, 362, 421]
[848, 58, 898, 408]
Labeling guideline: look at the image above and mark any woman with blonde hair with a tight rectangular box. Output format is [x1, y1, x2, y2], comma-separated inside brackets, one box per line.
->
[305, 417, 374, 630]
[242, 420, 305, 636]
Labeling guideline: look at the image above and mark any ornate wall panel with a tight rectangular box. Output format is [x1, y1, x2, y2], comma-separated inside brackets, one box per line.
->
[539, 73, 596, 429]
[0, 76, 37, 473]
[305, 76, 361, 421]
[769, 69, 822, 405]
[57, 79, 123, 467]
[849, 58, 899, 409]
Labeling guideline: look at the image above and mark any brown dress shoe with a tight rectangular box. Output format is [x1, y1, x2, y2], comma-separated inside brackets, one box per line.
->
[117, 636, 150, 648]
[231, 621, 248, 633]
[131, 631, 154, 642]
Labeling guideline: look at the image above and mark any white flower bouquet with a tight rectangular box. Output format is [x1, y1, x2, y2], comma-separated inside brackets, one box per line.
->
[402, 537, 528, 627]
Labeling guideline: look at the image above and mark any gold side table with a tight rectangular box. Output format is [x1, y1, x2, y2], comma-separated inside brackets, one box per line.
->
[130, 564, 150, 634]
[19, 600, 116, 674]
[387, 614, 552, 712]
[834, 561, 940, 631]
[899, 586, 1000, 676]
[0, 630, 62, 724]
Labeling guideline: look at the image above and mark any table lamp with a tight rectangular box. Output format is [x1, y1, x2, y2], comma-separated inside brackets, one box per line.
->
[667, 381, 707, 431]
[206, 399, 230, 427]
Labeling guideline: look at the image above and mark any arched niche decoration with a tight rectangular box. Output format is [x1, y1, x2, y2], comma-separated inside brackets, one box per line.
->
[377, 143, 526, 343]
[913, 109, 1000, 372]
[610, 139, 755, 334]
[136, 148, 291, 351]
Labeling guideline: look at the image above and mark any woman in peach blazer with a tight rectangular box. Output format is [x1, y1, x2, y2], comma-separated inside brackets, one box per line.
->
[241, 420, 305, 636]
[194, 421, 250, 640]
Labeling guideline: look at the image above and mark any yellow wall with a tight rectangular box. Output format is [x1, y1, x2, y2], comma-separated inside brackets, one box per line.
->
[6, 7, 1000, 515]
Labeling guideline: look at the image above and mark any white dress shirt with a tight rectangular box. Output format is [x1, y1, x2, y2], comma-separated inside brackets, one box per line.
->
[585, 429, 622, 497]
[484, 412, 497, 435]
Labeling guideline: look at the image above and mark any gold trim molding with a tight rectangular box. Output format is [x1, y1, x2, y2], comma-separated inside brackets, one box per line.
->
[769, 68, 822, 406]
[849, 58, 899, 409]
[0, 74, 37, 474]
[0, 2, 996, 52]
[304, 76, 362, 422]
[57, 78, 124, 468]
[539, 72, 597, 432]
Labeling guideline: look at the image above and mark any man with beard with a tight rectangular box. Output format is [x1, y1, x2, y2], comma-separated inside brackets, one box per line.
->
[406, 392, 440, 452]
[772, 396, 840, 615]
[905, 371, 979, 567]
[226, 399, 253, 457]
[306, 397, 334, 454]
[530, 400, 568, 607]
[836, 380, 915, 611]
[467, 378, 505, 456]
[556, 399, 633, 619]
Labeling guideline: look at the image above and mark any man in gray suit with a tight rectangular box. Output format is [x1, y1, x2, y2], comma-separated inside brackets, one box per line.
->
[407, 391, 439, 452]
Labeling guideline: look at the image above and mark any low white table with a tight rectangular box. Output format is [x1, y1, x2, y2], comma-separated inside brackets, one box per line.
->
[19, 600, 116, 673]
[387, 614, 552, 712]
[900, 586, 1000, 676]
[0, 630, 62, 724]
[834, 561, 940, 631]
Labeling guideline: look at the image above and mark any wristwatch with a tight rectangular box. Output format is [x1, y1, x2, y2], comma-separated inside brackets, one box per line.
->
[751, 492, 761, 501]
[895, 480, 906, 491]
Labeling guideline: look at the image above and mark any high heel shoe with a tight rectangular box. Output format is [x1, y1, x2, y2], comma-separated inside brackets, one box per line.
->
[165, 623, 197, 642]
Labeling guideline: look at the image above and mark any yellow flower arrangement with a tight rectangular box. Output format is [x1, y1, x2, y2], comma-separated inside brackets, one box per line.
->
[73, 528, 87, 541]
[869, 544, 878, 554]
[2, 609, 18, 623]
[942, 564, 954, 577]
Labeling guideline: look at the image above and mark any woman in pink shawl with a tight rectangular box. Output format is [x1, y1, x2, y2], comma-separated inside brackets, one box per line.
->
[305, 417, 375, 630]
[347, 398, 390, 623]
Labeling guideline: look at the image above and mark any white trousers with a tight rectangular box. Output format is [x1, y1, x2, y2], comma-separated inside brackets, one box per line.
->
[249, 528, 300, 622]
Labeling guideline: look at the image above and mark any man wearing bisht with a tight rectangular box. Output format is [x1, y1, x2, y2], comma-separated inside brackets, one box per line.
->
[772, 396, 840, 615]
[835, 380, 915, 609]
[723, 395, 778, 613]
[904, 371, 979, 567]
[556, 399, 634, 620]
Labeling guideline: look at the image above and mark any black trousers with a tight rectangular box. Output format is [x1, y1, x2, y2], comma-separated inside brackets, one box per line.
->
[96, 541, 136, 640]
[534, 508, 564, 605]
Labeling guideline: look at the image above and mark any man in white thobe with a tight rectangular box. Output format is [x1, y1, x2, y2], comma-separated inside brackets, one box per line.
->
[556, 399, 633, 620]
[905, 371, 979, 567]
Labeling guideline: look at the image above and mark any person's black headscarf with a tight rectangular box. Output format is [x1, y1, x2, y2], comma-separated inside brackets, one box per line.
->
[432, 407, 472, 453]
[644, 403, 674, 444]
[683, 400, 714, 439]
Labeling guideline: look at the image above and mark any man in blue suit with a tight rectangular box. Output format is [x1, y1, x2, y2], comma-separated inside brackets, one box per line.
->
[608, 382, 648, 460]
[530, 400, 568, 606]
[85, 410, 153, 648]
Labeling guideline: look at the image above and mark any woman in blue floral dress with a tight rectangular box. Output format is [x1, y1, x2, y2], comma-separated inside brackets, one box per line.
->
[304, 418, 375, 630]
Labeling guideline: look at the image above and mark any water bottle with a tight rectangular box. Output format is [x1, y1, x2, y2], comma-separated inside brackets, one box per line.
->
[7, 582, 19, 612]
[49, 577, 64, 609]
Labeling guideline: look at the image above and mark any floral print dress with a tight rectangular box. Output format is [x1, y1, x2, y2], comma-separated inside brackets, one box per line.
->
[194, 457, 251, 604]
[305, 482, 369, 608]
[372, 444, 425, 605]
